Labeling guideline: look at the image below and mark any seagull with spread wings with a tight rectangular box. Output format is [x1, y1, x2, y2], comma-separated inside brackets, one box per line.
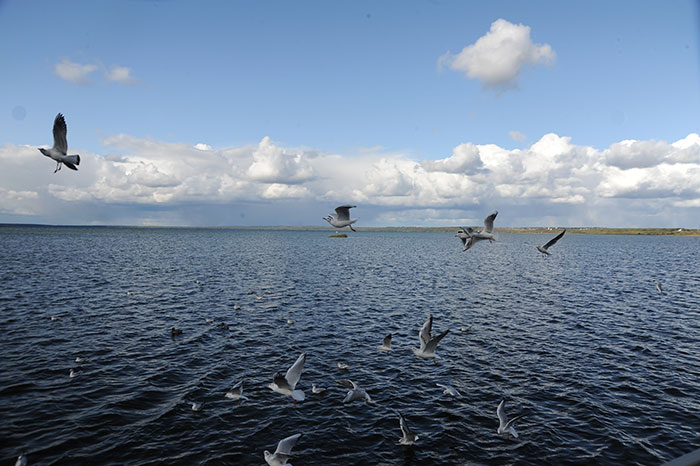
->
[268, 353, 306, 403]
[536, 229, 566, 256]
[411, 314, 449, 364]
[460, 211, 498, 251]
[264, 433, 302, 466]
[38, 113, 80, 173]
[323, 205, 358, 231]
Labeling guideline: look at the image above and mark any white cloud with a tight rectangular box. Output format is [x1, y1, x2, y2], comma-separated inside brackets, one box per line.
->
[2, 132, 699, 227]
[53, 59, 98, 86]
[105, 65, 139, 86]
[442, 19, 555, 90]
[509, 130, 526, 142]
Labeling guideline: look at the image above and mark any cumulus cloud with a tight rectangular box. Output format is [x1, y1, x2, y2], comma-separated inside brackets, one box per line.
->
[53, 59, 98, 86]
[442, 19, 555, 90]
[1, 131, 699, 227]
[105, 65, 140, 86]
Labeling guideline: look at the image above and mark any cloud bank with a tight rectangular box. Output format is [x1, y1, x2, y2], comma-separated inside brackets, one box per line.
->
[53, 59, 142, 86]
[441, 19, 555, 90]
[2, 133, 699, 227]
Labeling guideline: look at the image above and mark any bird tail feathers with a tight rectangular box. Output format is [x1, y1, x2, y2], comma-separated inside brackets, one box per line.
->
[291, 390, 305, 402]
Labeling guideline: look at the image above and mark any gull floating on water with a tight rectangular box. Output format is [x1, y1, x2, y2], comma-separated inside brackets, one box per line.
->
[337, 379, 372, 403]
[460, 211, 498, 251]
[397, 412, 419, 445]
[75, 357, 86, 364]
[652, 279, 663, 293]
[497, 399, 524, 438]
[311, 383, 326, 394]
[264, 433, 302, 466]
[268, 353, 306, 403]
[536, 229, 566, 256]
[323, 205, 358, 232]
[191, 401, 202, 411]
[225, 380, 248, 403]
[38, 113, 80, 173]
[437, 383, 461, 398]
[412, 314, 449, 364]
[337, 362, 349, 371]
[69, 369, 78, 379]
[378, 333, 392, 352]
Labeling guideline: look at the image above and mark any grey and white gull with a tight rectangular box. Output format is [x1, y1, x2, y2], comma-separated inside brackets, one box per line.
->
[497, 399, 524, 438]
[268, 353, 306, 403]
[323, 205, 358, 232]
[411, 314, 449, 364]
[337, 379, 372, 403]
[38, 113, 80, 173]
[460, 211, 498, 251]
[264, 433, 302, 466]
[437, 383, 461, 398]
[397, 411, 419, 445]
[378, 333, 392, 352]
[652, 279, 663, 293]
[225, 380, 248, 403]
[536, 229, 566, 256]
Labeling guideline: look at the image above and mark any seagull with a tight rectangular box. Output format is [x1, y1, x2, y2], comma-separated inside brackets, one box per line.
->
[311, 383, 326, 394]
[536, 229, 566, 256]
[455, 228, 469, 250]
[233, 305, 241, 311]
[397, 412, 419, 445]
[378, 333, 392, 352]
[38, 113, 80, 173]
[460, 211, 498, 251]
[437, 383, 461, 398]
[497, 399, 524, 438]
[652, 279, 663, 293]
[268, 353, 306, 403]
[75, 357, 86, 364]
[171, 327, 183, 336]
[337, 379, 372, 403]
[337, 362, 349, 371]
[323, 205, 358, 232]
[411, 314, 449, 364]
[191, 401, 202, 411]
[69, 369, 78, 379]
[50, 316, 60, 321]
[15, 455, 27, 466]
[225, 380, 248, 403]
[264, 433, 302, 466]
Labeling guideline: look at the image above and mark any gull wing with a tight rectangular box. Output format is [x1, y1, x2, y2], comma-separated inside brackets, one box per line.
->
[52, 113, 68, 155]
[483, 211, 498, 233]
[461, 226, 476, 237]
[273, 372, 291, 391]
[542, 229, 566, 250]
[419, 314, 433, 349]
[398, 412, 413, 438]
[274, 433, 302, 456]
[425, 328, 449, 354]
[285, 353, 306, 390]
[336, 378, 358, 389]
[383, 334, 392, 347]
[505, 413, 524, 430]
[497, 400, 508, 428]
[230, 380, 243, 395]
[334, 205, 356, 221]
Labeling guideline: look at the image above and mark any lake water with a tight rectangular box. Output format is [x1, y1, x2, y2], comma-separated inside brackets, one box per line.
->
[1, 226, 699, 465]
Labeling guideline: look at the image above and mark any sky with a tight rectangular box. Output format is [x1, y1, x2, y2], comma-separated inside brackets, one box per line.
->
[1, 0, 699, 227]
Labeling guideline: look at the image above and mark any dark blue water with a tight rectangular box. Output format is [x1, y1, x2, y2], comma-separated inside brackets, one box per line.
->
[2, 226, 699, 465]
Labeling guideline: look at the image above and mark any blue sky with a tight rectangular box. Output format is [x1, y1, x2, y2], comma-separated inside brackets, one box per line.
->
[1, 1, 699, 227]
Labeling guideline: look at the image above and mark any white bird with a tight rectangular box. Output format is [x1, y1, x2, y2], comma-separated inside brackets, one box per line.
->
[323, 205, 358, 232]
[652, 279, 663, 293]
[75, 357, 86, 364]
[437, 383, 461, 398]
[38, 113, 80, 173]
[497, 399, 524, 438]
[225, 380, 248, 403]
[268, 353, 306, 403]
[233, 305, 241, 311]
[191, 401, 202, 411]
[460, 211, 498, 251]
[69, 369, 78, 379]
[378, 333, 392, 352]
[536, 229, 566, 256]
[264, 433, 302, 466]
[337, 379, 372, 403]
[15, 455, 27, 466]
[397, 412, 419, 445]
[411, 314, 449, 363]
[50, 316, 60, 321]
[311, 383, 326, 394]
[337, 362, 349, 371]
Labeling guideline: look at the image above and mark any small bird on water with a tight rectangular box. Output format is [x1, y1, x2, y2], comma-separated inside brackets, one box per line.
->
[652, 279, 663, 293]
[38, 113, 80, 173]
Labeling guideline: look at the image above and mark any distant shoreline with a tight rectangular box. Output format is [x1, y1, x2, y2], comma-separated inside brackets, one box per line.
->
[1, 223, 699, 236]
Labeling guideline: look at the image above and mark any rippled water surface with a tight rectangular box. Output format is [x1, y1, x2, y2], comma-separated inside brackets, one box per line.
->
[2, 226, 700, 465]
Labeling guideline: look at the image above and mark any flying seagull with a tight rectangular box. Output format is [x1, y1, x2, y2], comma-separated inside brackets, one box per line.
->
[437, 383, 461, 398]
[652, 279, 663, 293]
[311, 383, 326, 394]
[268, 353, 306, 403]
[264, 433, 302, 466]
[38, 113, 80, 173]
[378, 333, 392, 352]
[225, 380, 248, 403]
[536, 229, 566, 256]
[397, 411, 419, 445]
[455, 228, 469, 250]
[323, 205, 358, 231]
[411, 314, 449, 364]
[497, 399, 524, 438]
[461, 211, 498, 251]
[337, 379, 372, 403]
